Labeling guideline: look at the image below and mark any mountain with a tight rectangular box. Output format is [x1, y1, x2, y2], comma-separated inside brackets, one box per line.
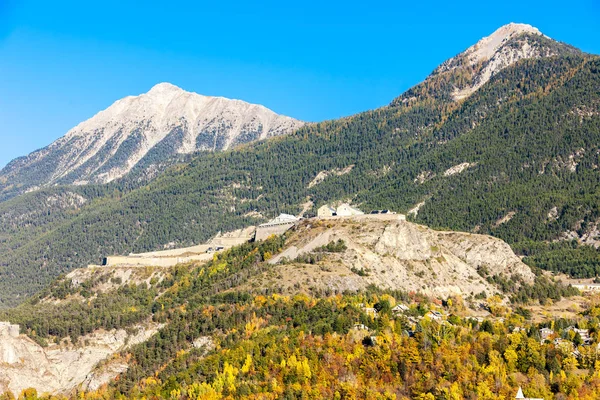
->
[0, 23, 598, 308]
[430, 23, 579, 100]
[392, 22, 581, 105]
[0, 83, 304, 198]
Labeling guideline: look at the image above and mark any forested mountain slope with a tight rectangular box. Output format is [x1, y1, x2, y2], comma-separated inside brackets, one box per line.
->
[0, 24, 598, 308]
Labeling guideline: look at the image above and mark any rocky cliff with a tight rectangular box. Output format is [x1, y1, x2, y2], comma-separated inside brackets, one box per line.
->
[263, 214, 535, 298]
[0, 321, 161, 396]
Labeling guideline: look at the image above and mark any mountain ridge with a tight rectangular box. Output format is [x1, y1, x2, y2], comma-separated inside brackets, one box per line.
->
[392, 22, 582, 105]
[0, 83, 304, 197]
[0, 24, 597, 308]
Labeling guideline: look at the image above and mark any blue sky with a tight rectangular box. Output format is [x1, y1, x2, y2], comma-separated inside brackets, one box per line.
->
[0, 0, 598, 168]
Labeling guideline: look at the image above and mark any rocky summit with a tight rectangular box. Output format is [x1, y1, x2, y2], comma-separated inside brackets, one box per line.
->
[0, 83, 303, 196]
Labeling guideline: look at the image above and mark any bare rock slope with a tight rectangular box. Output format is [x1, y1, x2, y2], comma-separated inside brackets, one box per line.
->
[261, 215, 535, 298]
[0, 83, 304, 195]
[392, 23, 582, 105]
[0, 321, 161, 396]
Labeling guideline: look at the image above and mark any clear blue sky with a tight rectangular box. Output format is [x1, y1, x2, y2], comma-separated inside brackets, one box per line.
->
[0, 0, 598, 168]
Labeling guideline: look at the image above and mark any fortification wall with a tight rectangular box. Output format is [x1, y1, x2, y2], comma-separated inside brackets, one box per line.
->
[103, 253, 213, 268]
[255, 222, 295, 241]
[129, 244, 211, 258]
[212, 237, 253, 247]
[100, 225, 258, 268]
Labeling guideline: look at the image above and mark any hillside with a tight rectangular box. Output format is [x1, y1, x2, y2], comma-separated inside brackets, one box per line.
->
[246, 215, 536, 299]
[0, 218, 578, 396]
[0, 83, 304, 199]
[1, 24, 599, 308]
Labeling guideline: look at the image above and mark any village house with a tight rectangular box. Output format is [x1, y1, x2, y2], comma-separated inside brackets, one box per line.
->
[567, 326, 591, 345]
[553, 338, 575, 354]
[427, 310, 443, 321]
[392, 304, 409, 315]
[540, 327, 555, 343]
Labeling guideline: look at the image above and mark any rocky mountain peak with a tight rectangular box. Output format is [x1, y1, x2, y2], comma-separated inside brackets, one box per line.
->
[390, 23, 581, 107]
[0, 84, 304, 195]
[147, 82, 183, 95]
[428, 23, 579, 101]
[458, 23, 544, 67]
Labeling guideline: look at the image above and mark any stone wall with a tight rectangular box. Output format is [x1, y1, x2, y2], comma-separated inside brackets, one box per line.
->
[102, 226, 256, 268]
[255, 222, 296, 241]
[103, 253, 213, 268]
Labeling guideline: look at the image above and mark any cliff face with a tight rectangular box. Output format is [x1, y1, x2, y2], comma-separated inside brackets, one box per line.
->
[264, 215, 535, 298]
[0, 321, 161, 396]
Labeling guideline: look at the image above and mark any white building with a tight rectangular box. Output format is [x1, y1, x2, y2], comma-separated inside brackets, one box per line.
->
[392, 304, 409, 314]
[255, 214, 300, 241]
[567, 326, 591, 345]
[317, 205, 337, 217]
[427, 311, 443, 321]
[540, 327, 554, 343]
[264, 214, 300, 225]
[336, 203, 364, 217]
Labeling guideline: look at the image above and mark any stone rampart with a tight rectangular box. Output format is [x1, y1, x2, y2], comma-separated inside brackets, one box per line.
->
[103, 253, 212, 267]
[255, 222, 296, 241]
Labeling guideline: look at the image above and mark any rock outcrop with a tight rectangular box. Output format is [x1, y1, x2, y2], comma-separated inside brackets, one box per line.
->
[0, 321, 162, 396]
[264, 214, 535, 298]
[436, 23, 552, 100]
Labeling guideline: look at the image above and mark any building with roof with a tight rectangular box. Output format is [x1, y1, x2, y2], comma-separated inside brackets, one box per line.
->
[317, 205, 337, 217]
[336, 203, 364, 217]
[567, 326, 591, 345]
[540, 327, 554, 343]
[392, 304, 409, 314]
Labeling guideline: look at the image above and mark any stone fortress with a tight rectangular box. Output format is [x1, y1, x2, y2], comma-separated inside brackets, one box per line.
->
[254, 213, 300, 241]
[100, 226, 258, 267]
[98, 203, 396, 269]
[99, 213, 304, 268]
